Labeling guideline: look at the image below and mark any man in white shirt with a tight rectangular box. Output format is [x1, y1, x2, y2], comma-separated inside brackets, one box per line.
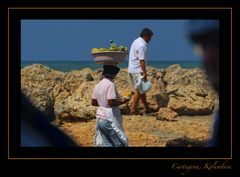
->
[128, 28, 154, 115]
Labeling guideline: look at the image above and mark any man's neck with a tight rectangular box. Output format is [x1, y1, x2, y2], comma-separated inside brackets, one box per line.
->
[140, 37, 147, 44]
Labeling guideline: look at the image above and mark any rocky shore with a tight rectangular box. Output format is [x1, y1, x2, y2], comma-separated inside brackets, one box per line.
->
[21, 64, 219, 146]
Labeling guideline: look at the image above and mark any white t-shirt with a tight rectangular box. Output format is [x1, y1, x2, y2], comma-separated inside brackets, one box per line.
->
[128, 37, 147, 74]
[92, 78, 120, 108]
[92, 78, 121, 120]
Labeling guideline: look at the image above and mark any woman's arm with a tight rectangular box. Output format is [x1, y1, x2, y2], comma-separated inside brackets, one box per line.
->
[91, 99, 99, 106]
[108, 98, 129, 107]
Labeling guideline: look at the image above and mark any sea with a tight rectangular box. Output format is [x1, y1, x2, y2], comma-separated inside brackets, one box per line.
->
[21, 60, 203, 72]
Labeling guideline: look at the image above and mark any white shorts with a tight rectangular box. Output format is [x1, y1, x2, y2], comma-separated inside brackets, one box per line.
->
[128, 73, 141, 91]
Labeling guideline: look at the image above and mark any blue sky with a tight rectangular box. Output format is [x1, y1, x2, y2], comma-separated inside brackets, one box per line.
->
[21, 20, 200, 61]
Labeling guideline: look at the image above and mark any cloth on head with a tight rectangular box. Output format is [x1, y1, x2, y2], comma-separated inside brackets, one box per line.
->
[102, 65, 120, 76]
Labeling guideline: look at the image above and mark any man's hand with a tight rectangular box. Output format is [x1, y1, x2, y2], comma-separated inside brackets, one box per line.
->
[140, 60, 147, 81]
[143, 71, 147, 81]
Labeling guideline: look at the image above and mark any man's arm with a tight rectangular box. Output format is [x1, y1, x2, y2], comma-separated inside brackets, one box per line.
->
[140, 60, 147, 81]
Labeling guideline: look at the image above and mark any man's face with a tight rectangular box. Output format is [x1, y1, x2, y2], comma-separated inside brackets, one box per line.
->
[145, 35, 152, 43]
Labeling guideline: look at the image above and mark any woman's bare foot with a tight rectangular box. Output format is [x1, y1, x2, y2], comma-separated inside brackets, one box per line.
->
[130, 110, 142, 115]
[145, 107, 156, 114]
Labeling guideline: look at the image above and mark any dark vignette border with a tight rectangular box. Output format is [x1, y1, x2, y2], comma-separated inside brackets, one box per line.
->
[8, 7, 232, 160]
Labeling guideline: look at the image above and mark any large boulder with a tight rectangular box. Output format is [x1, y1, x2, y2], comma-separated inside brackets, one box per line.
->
[21, 64, 64, 118]
[21, 64, 95, 121]
[163, 65, 217, 115]
[147, 67, 169, 109]
[167, 85, 215, 115]
[54, 81, 98, 122]
[21, 63, 218, 123]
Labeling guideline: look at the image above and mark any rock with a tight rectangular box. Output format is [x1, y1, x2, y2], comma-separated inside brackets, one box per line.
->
[21, 64, 65, 118]
[85, 73, 94, 81]
[165, 136, 205, 147]
[21, 64, 218, 123]
[156, 108, 178, 121]
[54, 81, 98, 122]
[163, 65, 217, 115]
[81, 67, 93, 73]
[119, 103, 131, 115]
[91, 68, 103, 81]
[167, 85, 215, 115]
[22, 87, 55, 121]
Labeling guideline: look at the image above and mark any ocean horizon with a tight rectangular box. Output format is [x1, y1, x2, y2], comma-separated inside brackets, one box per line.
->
[21, 60, 203, 72]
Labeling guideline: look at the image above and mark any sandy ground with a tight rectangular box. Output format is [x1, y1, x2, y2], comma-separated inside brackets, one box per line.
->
[57, 114, 215, 147]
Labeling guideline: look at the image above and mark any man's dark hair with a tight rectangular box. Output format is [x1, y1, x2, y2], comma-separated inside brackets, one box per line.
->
[140, 28, 153, 37]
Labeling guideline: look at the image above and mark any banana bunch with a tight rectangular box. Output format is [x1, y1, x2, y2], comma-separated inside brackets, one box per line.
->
[91, 46, 128, 53]
[118, 45, 128, 51]
[91, 41, 128, 54]
[91, 48, 109, 53]
[123, 91, 132, 100]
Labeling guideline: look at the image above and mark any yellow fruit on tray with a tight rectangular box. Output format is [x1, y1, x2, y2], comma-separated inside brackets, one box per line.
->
[91, 48, 107, 53]
[109, 46, 118, 51]
[91, 48, 99, 53]
[99, 48, 108, 51]
[91, 41, 128, 54]
[123, 91, 132, 99]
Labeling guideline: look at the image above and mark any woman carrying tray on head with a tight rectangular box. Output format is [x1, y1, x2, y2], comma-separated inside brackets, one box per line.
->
[91, 65, 130, 147]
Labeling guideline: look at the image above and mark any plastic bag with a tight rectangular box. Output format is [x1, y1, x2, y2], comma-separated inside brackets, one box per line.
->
[135, 75, 152, 94]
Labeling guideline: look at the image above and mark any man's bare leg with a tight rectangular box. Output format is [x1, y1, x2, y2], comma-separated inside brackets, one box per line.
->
[140, 93, 150, 109]
[141, 93, 154, 114]
[131, 89, 140, 115]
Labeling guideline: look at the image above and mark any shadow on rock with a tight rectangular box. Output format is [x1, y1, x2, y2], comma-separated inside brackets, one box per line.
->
[165, 136, 207, 147]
